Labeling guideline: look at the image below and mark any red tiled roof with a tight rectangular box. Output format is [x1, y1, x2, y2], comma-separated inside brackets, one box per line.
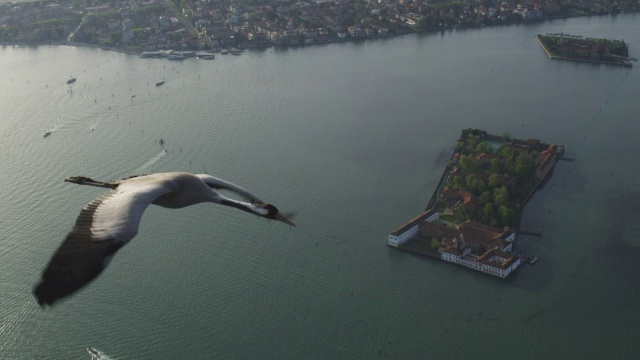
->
[442, 187, 476, 208]
[537, 144, 558, 170]
[441, 247, 463, 256]
[421, 220, 513, 251]
[389, 209, 436, 236]
[474, 152, 499, 162]
[476, 249, 520, 269]
[420, 221, 459, 241]
[459, 221, 512, 249]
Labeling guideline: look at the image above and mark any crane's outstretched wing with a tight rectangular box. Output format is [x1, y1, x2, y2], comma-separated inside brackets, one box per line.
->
[197, 174, 263, 203]
[33, 177, 174, 307]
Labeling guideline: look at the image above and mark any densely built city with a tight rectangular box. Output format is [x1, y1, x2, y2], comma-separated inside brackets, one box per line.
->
[1, 0, 639, 53]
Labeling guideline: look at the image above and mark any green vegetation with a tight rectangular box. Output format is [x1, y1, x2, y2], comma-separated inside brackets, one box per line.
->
[439, 213, 462, 225]
[0, 25, 20, 41]
[441, 128, 557, 228]
[434, 200, 447, 213]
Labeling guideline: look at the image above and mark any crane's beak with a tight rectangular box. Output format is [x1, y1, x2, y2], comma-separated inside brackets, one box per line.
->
[275, 213, 296, 227]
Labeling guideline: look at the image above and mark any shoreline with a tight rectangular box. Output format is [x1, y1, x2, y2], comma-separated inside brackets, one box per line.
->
[0, 41, 142, 56]
[2, 11, 638, 57]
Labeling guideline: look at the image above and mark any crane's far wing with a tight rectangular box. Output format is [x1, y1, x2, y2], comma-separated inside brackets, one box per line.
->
[197, 174, 263, 203]
[33, 178, 173, 307]
[33, 220, 125, 307]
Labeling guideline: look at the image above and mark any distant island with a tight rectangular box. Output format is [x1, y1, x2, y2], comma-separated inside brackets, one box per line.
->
[388, 129, 565, 278]
[535, 33, 635, 67]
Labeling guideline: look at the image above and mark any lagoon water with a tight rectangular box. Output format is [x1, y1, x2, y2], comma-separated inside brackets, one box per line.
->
[1, 14, 639, 359]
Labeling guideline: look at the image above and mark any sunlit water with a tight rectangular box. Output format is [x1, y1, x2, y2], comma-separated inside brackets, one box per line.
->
[1, 14, 639, 359]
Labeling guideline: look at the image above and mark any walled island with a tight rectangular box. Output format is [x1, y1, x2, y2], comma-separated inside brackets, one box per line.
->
[388, 129, 564, 278]
[535, 33, 634, 67]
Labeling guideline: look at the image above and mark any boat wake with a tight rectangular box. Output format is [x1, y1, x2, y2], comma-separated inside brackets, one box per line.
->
[89, 115, 101, 131]
[130, 150, 167, 175]
[43, 123, 63, 138]
[87, 347, 114, 360]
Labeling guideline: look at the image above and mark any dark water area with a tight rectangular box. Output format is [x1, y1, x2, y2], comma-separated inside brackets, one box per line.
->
[1, 13, 639, 359]
[599, 187, 640, 286]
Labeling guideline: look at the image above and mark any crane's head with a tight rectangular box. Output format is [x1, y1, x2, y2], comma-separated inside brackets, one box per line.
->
[215, 194, 296, 226]
[259, 204, 296, 227]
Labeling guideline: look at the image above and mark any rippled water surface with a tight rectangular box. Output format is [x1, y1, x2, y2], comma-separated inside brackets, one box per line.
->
[1, 14, 639, 359]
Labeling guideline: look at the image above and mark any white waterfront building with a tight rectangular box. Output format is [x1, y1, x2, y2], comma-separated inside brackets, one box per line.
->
[389, 209, 523, 278]
[388, 209, 439, 247]
[440, 245, 523, 278]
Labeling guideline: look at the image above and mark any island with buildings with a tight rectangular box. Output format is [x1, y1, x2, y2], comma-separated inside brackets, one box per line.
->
[388, 129, 564, 278]
[535, 33, 634, 67]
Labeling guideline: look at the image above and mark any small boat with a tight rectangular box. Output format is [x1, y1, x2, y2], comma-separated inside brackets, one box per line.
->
[155, 81, 165, 86]
[198, 54, 215, 60]
[43, 130, 51, 137]
[167, 53, 186, 60]
[67, 76, 76, 84]
[230, 48, 242, 55]
[528, 256, 539, 265]
[87, 347, 113, 360]
[220, 49, 229, 55]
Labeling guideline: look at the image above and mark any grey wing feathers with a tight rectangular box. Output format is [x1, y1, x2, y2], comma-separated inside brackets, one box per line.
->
[33, 179, 174, 306]
[33, 193, 126, 306]
[197, 174, 262, 203]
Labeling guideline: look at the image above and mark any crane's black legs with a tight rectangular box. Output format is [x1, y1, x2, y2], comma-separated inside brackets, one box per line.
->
[65, 176, 118, 189]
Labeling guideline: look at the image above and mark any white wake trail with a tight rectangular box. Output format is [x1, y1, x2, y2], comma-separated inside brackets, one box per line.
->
[131, 150, 167, 175]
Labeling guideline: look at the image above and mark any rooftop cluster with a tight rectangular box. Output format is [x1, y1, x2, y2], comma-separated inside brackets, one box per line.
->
[1, 0, 638, 51]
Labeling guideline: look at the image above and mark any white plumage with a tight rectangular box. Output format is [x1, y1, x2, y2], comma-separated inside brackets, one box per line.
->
[34, 172, 295, 307]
